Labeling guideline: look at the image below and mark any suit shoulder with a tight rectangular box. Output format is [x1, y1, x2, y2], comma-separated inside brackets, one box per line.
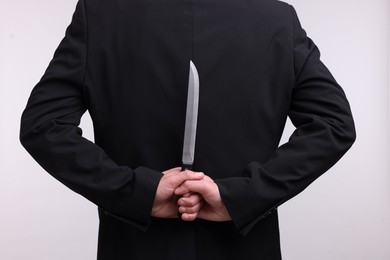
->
[261, 0, 292, 12]
[256, 0, 294, 24]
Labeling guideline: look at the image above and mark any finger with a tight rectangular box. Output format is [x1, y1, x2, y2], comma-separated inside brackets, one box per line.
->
[179, 201, 203, 214]
[178, 193, 202, 206]
[203, 175, 215, 183]
[181, 212, 198, 222]
[182, 192, 192, 198]
[170, 170, 204, 188]
[174, 184, 191, 195]
[174, 179, 212, 196]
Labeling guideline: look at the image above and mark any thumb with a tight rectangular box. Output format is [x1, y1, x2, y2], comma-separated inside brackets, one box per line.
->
[170, 170, 204, 188]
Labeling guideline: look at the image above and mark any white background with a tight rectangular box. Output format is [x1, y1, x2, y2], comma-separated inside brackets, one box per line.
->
[1, 0, 389, 259]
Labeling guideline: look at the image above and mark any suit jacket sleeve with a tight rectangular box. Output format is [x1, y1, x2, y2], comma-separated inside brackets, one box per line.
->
[214, 5, 356, 237]
[19, 0, 163, 232]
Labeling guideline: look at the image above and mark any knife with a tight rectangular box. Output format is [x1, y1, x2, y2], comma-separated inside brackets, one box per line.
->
[178, 60, 199, 219]
[181, 60, 200, 171]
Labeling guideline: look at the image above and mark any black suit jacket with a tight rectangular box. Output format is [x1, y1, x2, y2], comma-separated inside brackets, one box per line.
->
[20, 0, 356, 259]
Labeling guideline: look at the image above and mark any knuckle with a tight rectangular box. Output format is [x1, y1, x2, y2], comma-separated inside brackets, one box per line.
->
[186, 213, 196, 220]
[189, 198, 198, 206]
[193, 195, 202, 201]
[184, 207, 193, 213]
[188, 205, 200, 213]
[182, 198, 191, 206]
[182, 213, 194, 221]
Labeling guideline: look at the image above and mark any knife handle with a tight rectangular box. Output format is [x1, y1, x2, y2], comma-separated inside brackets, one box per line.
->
[181, 164, 192, 171]
[178, 164, 192, 219]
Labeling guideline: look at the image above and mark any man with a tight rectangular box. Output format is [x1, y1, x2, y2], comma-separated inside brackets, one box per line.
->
[19, 0, 356, 259]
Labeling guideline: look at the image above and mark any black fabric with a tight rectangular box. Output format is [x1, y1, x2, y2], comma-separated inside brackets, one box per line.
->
[20, 0, 356, 259]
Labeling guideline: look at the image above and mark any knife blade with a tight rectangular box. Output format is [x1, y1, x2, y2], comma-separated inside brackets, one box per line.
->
[181, 60, 200, 171]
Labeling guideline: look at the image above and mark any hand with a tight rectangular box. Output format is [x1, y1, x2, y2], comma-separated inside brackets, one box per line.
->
[174, 175, 232, 222]
[151, 167, 204, 219]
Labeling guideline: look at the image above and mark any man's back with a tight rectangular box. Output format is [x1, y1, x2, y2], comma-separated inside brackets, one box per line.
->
[20, 0, 356, 259]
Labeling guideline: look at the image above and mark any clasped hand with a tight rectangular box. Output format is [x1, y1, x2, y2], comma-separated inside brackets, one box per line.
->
[151, 167, 231, 222]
